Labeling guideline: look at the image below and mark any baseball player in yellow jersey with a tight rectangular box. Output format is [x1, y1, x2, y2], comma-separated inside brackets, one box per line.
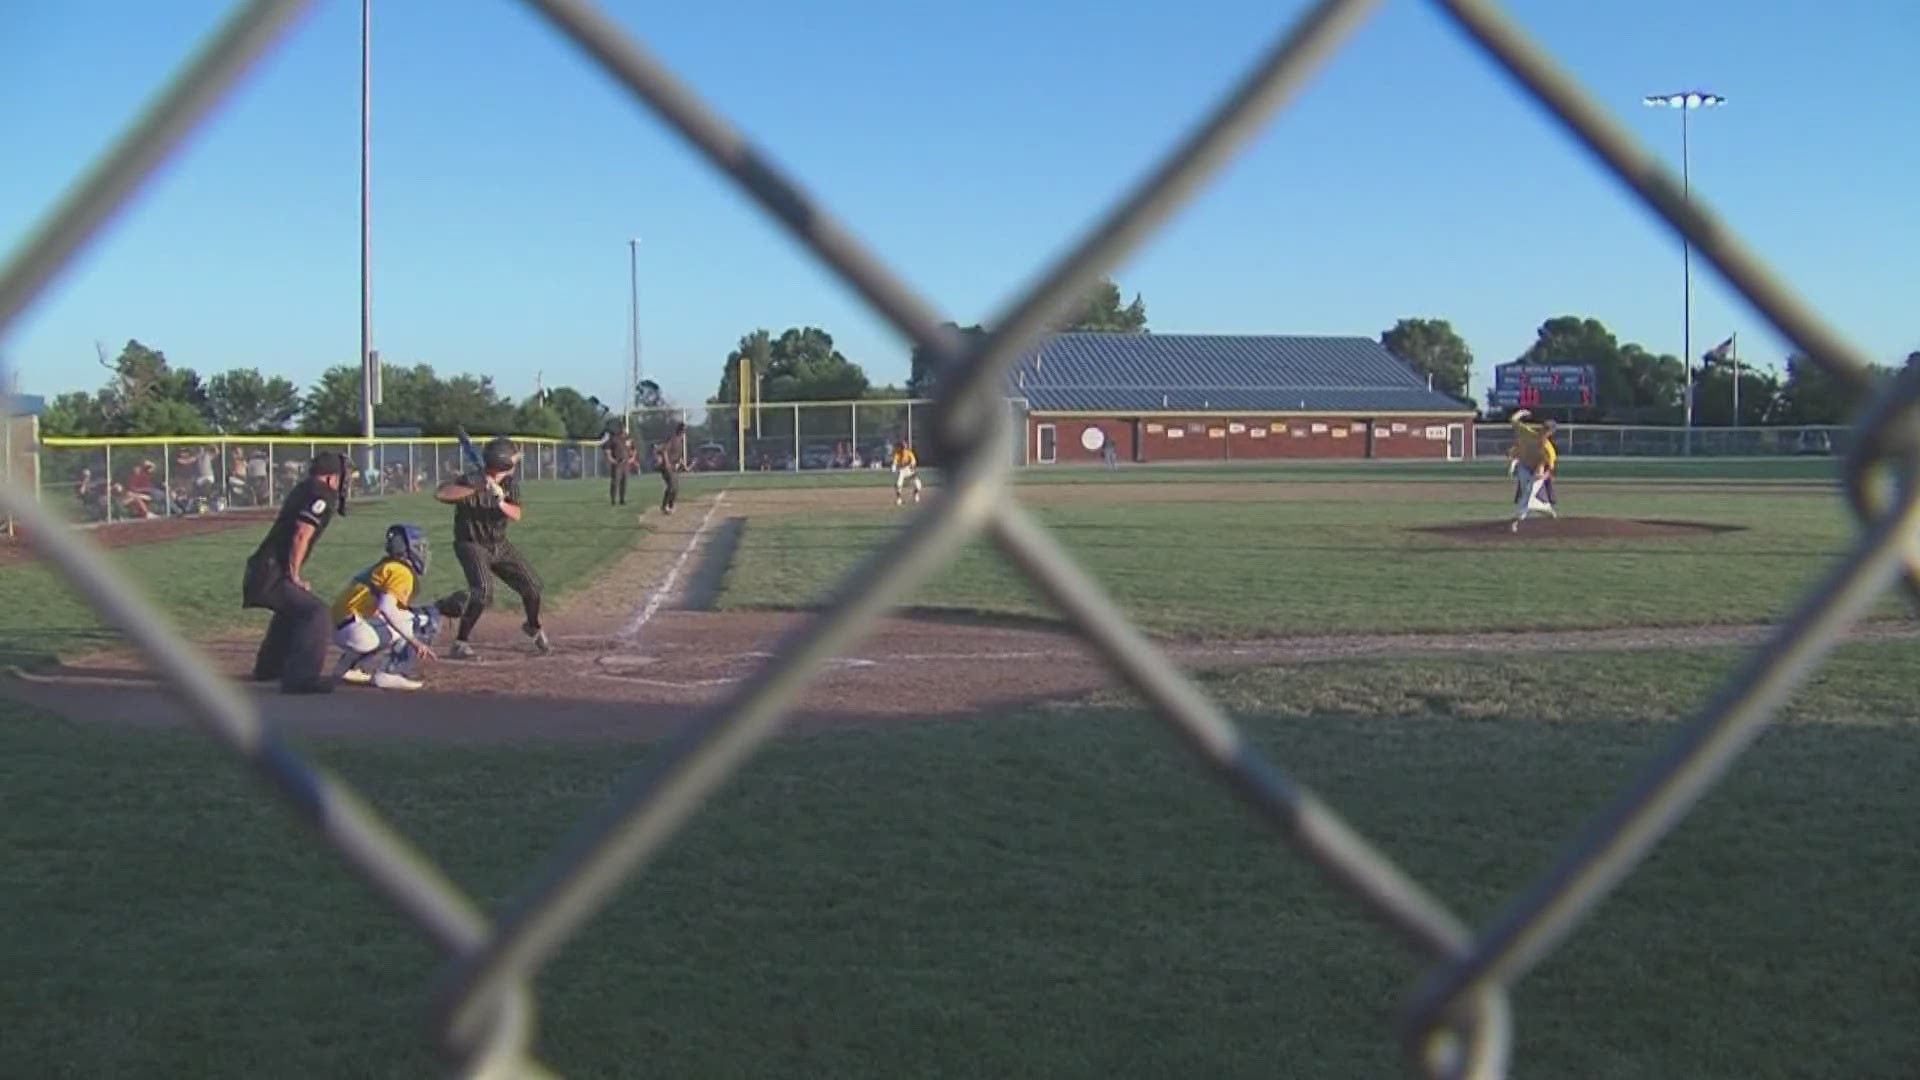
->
[329, 524, 437, 690]
[891, 439, 922, 507]
[1507, 410, 1559, 531]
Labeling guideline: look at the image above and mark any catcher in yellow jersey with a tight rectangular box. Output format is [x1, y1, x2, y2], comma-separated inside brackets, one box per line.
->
[1506, 410, 1559, 531]
[328, 524, 438, 690]
[891, 439, 922, 507]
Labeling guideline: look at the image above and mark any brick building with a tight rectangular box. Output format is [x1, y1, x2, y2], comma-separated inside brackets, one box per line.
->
[1009, 333, 1475, 464]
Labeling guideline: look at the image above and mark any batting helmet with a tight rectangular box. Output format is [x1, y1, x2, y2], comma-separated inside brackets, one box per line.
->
[482, 436, 519, 471]
[385, 523, 430, 576]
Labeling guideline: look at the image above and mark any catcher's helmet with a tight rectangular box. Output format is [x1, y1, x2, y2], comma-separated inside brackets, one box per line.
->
[385, 523, 430, 576]
[483, 436, 519, 471]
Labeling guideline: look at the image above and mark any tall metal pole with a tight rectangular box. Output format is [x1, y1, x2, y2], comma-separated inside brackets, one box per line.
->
[1644, 91, 1723, 456]
[627, 238, 640, 434]
[358, 0, 375, 479]
[1681, 105, 1691, 455]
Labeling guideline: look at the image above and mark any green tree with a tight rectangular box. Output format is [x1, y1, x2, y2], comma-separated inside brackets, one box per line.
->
[1059, 276, 1148, 332]
[206, 368, 301, 433]
[300, 363, 514, 435]
[907, 322, 986, 399]
[126, 397, 211, 436]
[715, 329, 774, 405]
[513, 398, 568, 438]
[1773, 353, 1899, 425]
[713, 326, 869, 404]
[544, 387, 611, 438]
[1380, 317, 1473, 399]
[92, 339, 210, 434]
[39, 391, 110, 437]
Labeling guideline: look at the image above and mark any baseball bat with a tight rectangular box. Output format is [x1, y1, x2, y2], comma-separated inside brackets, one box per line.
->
[454, 426, 486, 473]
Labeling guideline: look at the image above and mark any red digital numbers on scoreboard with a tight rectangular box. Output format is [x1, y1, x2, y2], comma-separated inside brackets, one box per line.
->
[1520, 387, 1540, 407]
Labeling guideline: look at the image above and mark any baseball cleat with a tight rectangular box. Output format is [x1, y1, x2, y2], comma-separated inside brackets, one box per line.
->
[524, 624, 553, 655]
[448, 640, 480, 661]
[340, 668, 373, 686]
[371, 671, 424, 691]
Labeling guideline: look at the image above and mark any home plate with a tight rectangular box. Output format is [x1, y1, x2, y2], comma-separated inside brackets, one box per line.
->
[595, 654, 663, 672]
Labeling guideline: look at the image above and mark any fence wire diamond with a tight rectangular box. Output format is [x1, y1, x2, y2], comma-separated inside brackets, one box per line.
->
[2, 0, 1915, 1076]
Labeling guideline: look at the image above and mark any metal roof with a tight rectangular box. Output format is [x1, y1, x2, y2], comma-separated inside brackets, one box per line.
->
[1007, 333, 1473, 415]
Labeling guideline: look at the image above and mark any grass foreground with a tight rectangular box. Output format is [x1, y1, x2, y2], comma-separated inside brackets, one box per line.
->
[3, 643, 1916, 1078]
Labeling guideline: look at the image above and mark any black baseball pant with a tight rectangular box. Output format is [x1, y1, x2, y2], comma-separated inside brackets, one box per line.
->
[609, 461, 628, 505]
[242, 556, 334, 693]
[453, 539, 544, 641]
[659, 466, 679, 512]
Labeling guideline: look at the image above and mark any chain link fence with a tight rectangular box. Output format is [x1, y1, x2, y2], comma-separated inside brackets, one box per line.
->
[29, 434, 599, 527]
[3, 0, 1916, 1076]
[628, 398, 1028, 472]
[1472, 422, 1852, 461]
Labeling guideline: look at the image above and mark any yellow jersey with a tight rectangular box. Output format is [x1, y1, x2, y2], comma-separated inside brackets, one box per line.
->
[331, 557, 418, 624]
[1510, 417, 1555, 471]
[892, 447, 917, 469]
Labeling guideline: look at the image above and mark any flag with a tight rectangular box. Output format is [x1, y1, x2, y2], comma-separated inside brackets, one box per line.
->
[1701, 335, 1735, 368]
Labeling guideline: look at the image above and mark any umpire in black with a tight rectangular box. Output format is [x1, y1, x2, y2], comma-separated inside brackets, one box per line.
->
[242, 450, 348, 693]
[603, 419, 634, 506]
[434, 436, 550, 661]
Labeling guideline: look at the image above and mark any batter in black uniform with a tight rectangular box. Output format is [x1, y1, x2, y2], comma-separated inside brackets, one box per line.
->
[604, 420, 635, 506]
[242, 451, 348, 693]
[433, 436, 551, 661]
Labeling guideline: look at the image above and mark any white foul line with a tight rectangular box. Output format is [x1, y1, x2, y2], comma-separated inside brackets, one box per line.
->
[617, 490, 728, 643]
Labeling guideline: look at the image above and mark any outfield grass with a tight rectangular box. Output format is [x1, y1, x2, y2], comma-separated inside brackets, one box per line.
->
[669, 454, 1842, 494]
[0, 480, 643, 668]
[2, 643, 1913, 1078]
[719, 479, 1903, 638]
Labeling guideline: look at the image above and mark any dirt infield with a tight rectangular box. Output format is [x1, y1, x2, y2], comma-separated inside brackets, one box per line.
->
[1411, 517, 1751, 543]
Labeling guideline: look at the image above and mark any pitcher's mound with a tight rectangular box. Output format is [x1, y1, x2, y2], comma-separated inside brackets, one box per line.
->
[1413, 517, 1747, 543]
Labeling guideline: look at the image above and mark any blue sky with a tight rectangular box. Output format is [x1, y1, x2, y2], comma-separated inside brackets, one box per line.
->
[4, 0, 1915, 414]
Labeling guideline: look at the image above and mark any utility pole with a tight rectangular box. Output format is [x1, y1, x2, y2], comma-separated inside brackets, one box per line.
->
[359, 0, 377, 481]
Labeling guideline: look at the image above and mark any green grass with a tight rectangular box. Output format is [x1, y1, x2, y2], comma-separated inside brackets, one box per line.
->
[666, 454, 1842, 494]
[3, 643, 1915, 1078]
[0, 480, 643, 668]
[719, 481, 1903, 638]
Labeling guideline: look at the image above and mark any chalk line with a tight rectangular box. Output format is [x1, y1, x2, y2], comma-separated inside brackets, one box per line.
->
[617, 490, 729, 643]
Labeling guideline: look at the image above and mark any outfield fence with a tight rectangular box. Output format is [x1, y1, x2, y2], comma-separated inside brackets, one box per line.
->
[1471, 422, 1852, 462]
[627, 398, 1030, 472]
[2, 1, 1914, 1078]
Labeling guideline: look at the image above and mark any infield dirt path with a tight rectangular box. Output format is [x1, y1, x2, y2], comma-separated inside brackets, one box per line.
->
[4, 485, 1910, 744]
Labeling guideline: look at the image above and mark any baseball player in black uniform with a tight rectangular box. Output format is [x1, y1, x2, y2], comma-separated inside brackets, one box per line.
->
[433, 436, 551, 661]
[658, 420, 687, 515]
[604, 420, 635, 506]
[242, 450, 349, 693]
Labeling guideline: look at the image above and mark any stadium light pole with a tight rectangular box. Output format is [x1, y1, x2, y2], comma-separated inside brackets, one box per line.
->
[1643, 90, 1725, 455]
[627, 237, 640, 434]
[358, 0, 377, 483]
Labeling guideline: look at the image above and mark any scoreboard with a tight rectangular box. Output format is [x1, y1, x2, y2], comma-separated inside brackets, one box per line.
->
[1488, 363, 1595, 410]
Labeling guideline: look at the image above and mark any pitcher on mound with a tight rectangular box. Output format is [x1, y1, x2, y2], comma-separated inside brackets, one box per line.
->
[1507, 409, 1558, 531]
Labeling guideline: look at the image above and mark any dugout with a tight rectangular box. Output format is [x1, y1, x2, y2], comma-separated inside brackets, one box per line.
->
[1009, 333, 1475, 465]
